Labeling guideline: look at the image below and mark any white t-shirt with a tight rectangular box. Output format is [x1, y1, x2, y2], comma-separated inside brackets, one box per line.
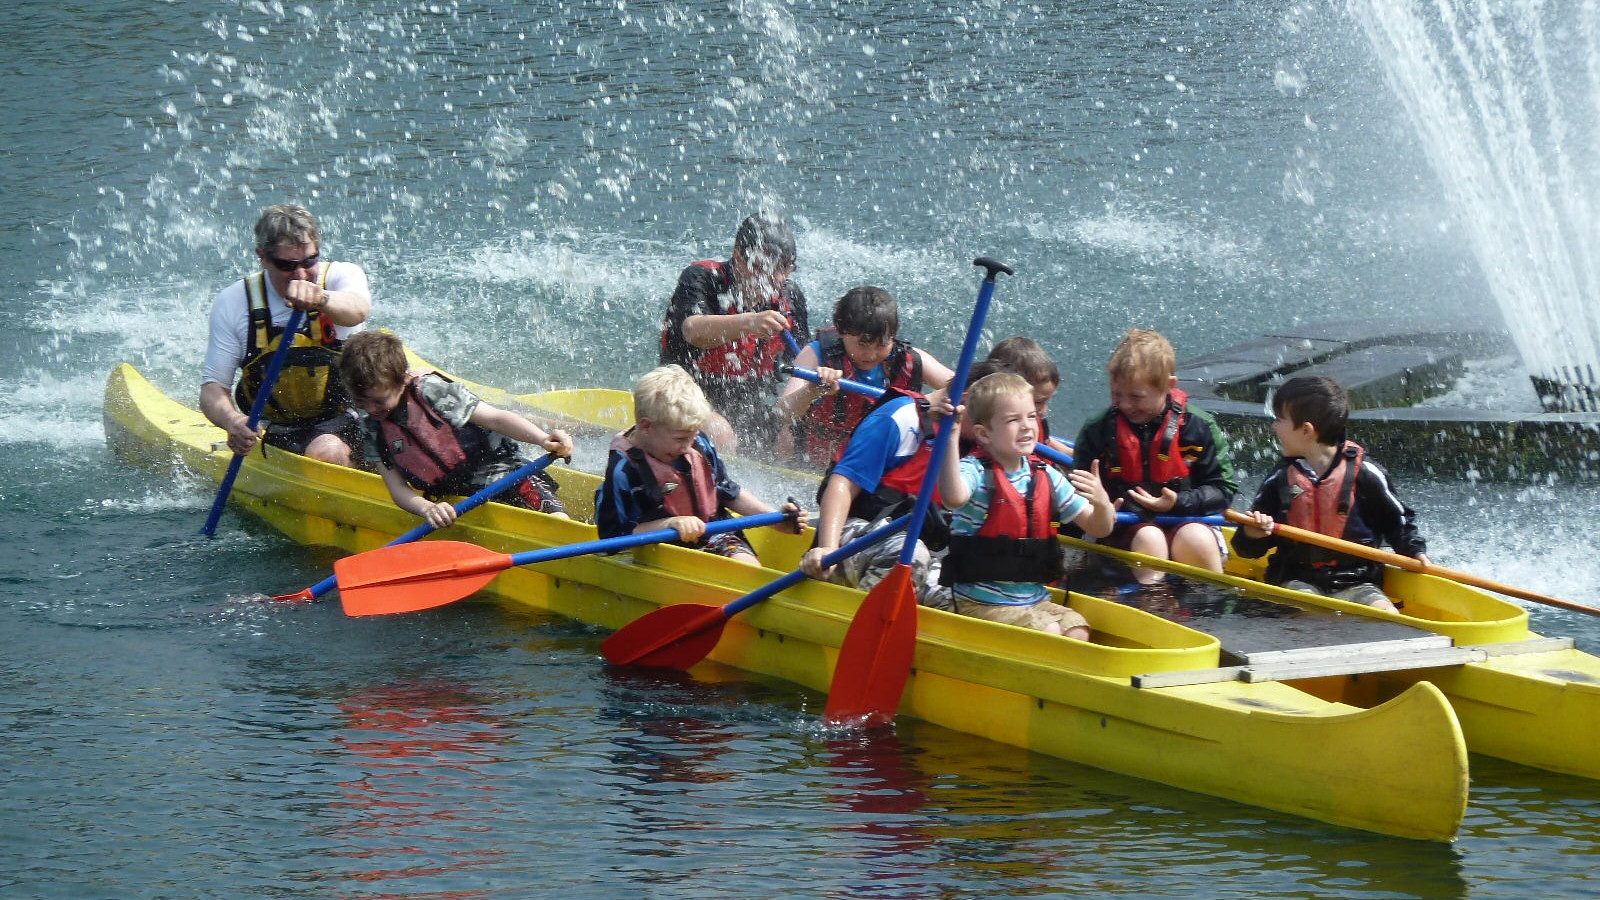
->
[201, 262, 370, 388]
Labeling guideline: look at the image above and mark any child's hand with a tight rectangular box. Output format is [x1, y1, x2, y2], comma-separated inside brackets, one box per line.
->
[664, 515, 707, 544]
[1125, 484, 1178, 513]
[813, 366, 844, 395]
[924, 390, 959, 424]
[779, 500, 810, 535]
[801, 546, 836, 580]
[543, 429, 575, 461]
[1069, 462, 1112, 508]
[1240, 511, 1275, 539]
[421, 500, 458, 530]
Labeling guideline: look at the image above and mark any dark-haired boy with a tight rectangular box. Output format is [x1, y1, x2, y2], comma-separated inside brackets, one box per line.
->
[1233, 375, 1430, 611]
[340, 331, 572, 529]
[775, 285, 952, 464]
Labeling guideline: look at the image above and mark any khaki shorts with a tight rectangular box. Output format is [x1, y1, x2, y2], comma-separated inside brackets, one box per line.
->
[1282, 579, 1391, 607]
[954, 597, 1089, 635]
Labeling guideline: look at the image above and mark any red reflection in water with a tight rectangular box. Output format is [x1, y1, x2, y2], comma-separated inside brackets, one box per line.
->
[318, 681, 517, 897]
[826, 732, 932, 844]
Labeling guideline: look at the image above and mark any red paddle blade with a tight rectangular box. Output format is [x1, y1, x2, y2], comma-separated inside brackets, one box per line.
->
[335, 540, 513, 617]
[270, 587, 316, 603]
[823, 564, 920, 727]
[602, 603, 729, 669]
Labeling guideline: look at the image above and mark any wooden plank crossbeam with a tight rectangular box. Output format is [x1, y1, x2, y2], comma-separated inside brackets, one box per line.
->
[1131, 637, 1571, 689]
[1239, 647, 1485, 683]
[1234, 635, 1454, 666]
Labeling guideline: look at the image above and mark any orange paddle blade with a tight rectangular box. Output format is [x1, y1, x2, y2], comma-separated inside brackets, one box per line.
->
[335, 540, 514, 617]
[601, 603, 729, 669]
[823, 565, 920, 727]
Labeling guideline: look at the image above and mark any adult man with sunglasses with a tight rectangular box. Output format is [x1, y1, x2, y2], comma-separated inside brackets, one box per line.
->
[201, 204, 371, 465]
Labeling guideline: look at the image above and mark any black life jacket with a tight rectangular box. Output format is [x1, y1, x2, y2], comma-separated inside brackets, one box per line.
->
[940, 450, 1064, 586]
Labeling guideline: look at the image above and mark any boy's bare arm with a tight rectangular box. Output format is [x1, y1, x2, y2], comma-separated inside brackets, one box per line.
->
[469, 401, 574, 458]
[379, 462, 458, 529]
[800, 475, 863, 578]
[937, 425, 969, 509]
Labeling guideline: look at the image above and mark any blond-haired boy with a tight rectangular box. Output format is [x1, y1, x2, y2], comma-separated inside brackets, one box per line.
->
[1070, 329, 1238, 584]
[596, 365, 807, 562]
[938, 372, 1115, 638]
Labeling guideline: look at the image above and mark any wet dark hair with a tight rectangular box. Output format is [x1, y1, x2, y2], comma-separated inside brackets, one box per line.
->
[832, 286, 899, 343]
[1271, 375, 1349, 446]
[987, 336, 1059, 387]
[733, 211, 796, 270]
[965, 358, 1016, 385]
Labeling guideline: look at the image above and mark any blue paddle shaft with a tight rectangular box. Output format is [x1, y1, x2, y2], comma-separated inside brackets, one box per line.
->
[301, 452, 561, 600]
[1114, 512, 1226, 527]
[784, 363, 1074, 465]
[201, 307, 307, 537]
[893, 264, 1007, 566]
[504, 509, 791, 569]
[720, 514, 911, 619]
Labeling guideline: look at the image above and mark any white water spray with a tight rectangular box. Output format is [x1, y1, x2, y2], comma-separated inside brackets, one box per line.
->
[1347, 0, 1600, 410]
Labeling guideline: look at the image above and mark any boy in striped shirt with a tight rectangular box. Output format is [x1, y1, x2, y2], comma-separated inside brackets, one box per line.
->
[937, 372, 1115, 639]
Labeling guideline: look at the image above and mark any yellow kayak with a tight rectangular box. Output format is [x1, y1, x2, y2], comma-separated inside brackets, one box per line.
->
[398, 351, 1600, 783]
[105, 362, 1471, 841]
[1067, 534, 1600, 781]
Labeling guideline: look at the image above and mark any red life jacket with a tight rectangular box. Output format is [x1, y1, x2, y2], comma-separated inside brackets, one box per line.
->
[1284, 441, 1365, 563]
[939, 451, 1064, 586]
[377, 373, 499, 493]
[610, 429, 719, 521]
[663, 259, 795, 382]
[1110, 387, 1192, 492]
[803, 327, 924, 463]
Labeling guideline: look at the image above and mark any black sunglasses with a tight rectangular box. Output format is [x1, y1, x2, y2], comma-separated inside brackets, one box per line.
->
[265, 252, 321, 272]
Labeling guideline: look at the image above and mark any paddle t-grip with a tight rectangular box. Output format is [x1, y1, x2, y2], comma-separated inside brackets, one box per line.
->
[973, 257, 1015, 281]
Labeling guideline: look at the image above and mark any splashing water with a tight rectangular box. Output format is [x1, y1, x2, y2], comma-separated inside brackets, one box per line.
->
[1348, 0, 1600, 410]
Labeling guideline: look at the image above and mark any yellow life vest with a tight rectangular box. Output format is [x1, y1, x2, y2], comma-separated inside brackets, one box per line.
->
[233, 267, 347, 426]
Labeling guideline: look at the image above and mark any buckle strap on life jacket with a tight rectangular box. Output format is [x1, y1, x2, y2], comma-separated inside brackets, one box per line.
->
[377, 373, 500, 494]
[611, 429, 719, 522]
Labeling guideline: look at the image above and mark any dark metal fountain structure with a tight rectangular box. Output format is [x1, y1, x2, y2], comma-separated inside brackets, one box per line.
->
[1176, 321, 1600, 480]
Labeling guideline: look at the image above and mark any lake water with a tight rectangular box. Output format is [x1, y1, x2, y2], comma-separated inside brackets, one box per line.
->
[6, 1, 1600, 897]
